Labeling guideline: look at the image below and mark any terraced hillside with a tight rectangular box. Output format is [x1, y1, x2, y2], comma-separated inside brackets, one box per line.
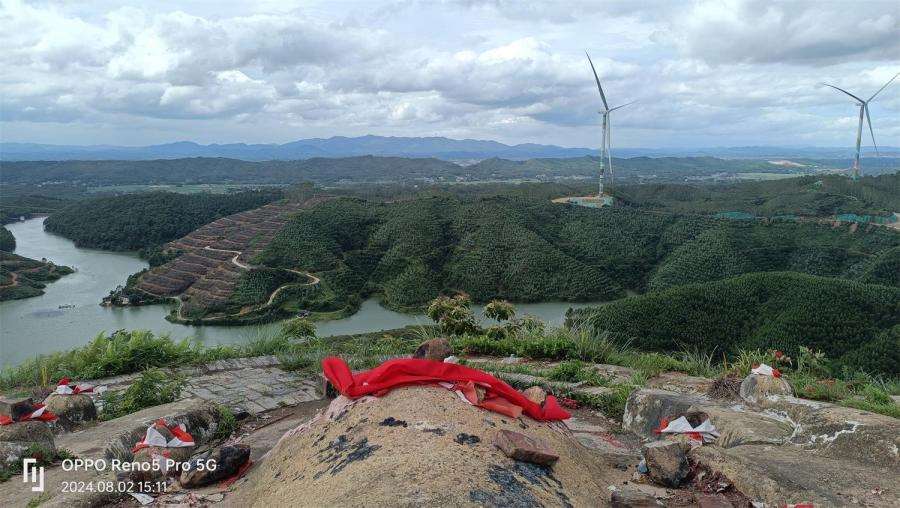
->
[132, 198, 326, 318]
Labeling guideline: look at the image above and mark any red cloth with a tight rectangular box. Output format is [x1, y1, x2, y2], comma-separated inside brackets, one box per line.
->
[0, 403, 57, 425]
[322, 357, 570, 421]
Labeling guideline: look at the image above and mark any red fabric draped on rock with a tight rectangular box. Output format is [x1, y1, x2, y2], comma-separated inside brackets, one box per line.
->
[322, 357, 570, 421]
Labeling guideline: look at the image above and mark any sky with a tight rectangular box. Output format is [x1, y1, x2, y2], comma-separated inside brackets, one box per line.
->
[1, 0, 899, 148]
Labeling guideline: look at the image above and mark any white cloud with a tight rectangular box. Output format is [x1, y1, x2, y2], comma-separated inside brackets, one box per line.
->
[0, 0, 898, 147]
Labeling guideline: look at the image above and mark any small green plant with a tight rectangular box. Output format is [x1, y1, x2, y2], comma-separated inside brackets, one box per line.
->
[731, 348, 770, 376]
[212, 405, 237, 442]
[101, 369, 185, 420]
[571, 383, 635, 420]
[547, 361, 585, 382]
[796, 346, 831, 378]
[281, 317, 316, 339]
[26, 492, 51, 508]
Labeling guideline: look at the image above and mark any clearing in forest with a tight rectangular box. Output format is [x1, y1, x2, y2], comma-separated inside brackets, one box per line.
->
[133, 198, 327, 317]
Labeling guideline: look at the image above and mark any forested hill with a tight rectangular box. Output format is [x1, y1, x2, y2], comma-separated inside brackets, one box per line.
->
[44, 190, 283, 250]
[619, 172, 900, 217]
[0, 227, 15, 252]
[5, 156, 897, 187]
[566, 272, 900, 377]
[254, 194, 900, 315]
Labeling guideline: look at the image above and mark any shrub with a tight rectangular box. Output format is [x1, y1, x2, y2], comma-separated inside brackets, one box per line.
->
[281, 317, 317, 339]
[101, 369, 184, 420]
[484, 300, 516, 322]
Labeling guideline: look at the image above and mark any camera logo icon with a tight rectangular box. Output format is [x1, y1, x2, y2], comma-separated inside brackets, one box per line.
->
[23, 458, 45, 492]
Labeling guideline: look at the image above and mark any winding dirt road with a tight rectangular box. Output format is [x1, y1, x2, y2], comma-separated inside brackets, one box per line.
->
[171, 245, 319, 322]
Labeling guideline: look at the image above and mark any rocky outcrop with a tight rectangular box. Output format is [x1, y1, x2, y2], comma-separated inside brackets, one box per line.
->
[759, 395, 900, 466]
[228, 386, 613, 507]
[691, 443, 897, 506]
[624, 385, 900, 506]
[624, 389, 794, 449]
[180, 444, 251, 487]
[412, 338, 453, 361]
[641, 440, 689, 487]
[0, 421, 56, 466]
[43, 393, 97, 428]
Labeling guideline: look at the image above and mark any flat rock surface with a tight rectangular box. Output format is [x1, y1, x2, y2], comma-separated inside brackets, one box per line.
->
[227, 386, 616, 507]
[56, 398, 212, 459]
[93, 356, 321, 416]
[646, 372, 712, 395]
[691, 443, 900, 507]
[757, 395, 900, 466]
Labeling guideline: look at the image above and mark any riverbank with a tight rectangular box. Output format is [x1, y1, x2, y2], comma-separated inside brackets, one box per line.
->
[0, 218, 601, 367]
[0, 251, 74, 301]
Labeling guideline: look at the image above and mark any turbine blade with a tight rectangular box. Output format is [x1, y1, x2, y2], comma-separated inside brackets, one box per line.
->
[865, 104, 878, 156]
[609, 100, 637, 112]
[868, 72, 900, 102]
[822, 83, 865, 103]
[585, 51, 609, 110]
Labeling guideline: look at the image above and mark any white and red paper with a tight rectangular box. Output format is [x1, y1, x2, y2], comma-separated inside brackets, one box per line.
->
[655, 416, 720, 445]
[55, 377, 95, 395]
[132, 418, 195, 453]
[0, 403, 57, 425]
[751, 363, 781, 378]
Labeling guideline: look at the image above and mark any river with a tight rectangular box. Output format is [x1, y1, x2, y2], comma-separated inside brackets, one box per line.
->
[0, 218, 595, 367]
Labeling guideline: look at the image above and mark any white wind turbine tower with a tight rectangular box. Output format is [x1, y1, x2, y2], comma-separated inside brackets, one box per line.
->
[586, 51, 634, 200]
[823, 72, 899, 180]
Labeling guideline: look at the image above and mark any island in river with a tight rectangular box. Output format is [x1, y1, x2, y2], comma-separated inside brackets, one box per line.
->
[1, 223, 74, 301]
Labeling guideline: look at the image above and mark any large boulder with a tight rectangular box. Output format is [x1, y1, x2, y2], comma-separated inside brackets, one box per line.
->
[180, 444, 251, 487]
[696, 404, 793, 448]
[0, 420, 56, 466]
[43, 393, 97, 428]
[641, 440, 689, 487]
[227, 386, 614, 507]
[623, 389, 707, 438]
[0, 396, 35, 421]
[623, 389, 793, 448]
[738, 374, 792, 403]
[412, 338, 452, 361]
[691, 443, 900, 506]
[104, 401, 221, 462]
[757, 395, 900, 466]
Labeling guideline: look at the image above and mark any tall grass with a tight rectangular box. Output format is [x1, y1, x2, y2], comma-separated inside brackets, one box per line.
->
[0, 329, 285, 390]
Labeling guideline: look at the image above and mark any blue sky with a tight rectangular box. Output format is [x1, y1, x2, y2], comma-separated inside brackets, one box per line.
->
[1, 0, 898, 148]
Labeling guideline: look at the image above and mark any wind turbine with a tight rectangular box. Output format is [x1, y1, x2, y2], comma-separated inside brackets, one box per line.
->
[586, 51, 634, 200]
[823, 72, 899, 180]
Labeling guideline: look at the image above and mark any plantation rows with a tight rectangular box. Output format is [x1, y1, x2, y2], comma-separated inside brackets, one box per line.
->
[256, 194, 900, 314]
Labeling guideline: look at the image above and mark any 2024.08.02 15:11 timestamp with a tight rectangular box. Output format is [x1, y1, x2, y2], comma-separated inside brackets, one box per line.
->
[60, 480, 168, 494]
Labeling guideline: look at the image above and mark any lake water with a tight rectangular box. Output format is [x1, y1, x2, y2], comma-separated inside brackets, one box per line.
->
[0, 218, 594, 367]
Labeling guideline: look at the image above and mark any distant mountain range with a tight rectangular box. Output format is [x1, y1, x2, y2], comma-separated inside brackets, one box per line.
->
[1, 135, 897, 161]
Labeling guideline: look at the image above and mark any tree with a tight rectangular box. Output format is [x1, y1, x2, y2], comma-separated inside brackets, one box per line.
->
[484, 299, 515, 322]
[426, 294, 478, 336]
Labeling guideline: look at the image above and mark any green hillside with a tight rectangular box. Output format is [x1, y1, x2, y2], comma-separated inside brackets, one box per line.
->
[566, 272, 899, 376]
[256, 194, 899, 316]
[648, 220, 899, 290]
[0, 227, 14, 252]
[618, 172, 899, 217]
[44, 189, 283, 250]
